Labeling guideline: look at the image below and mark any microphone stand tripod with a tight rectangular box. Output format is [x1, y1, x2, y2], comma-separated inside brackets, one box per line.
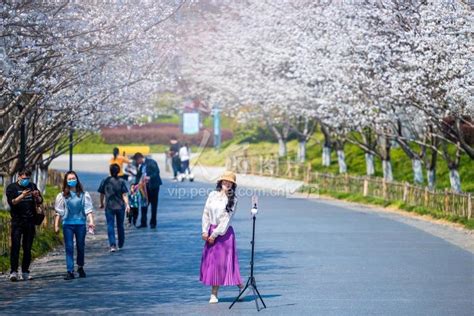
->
[229, 203, 266, 311]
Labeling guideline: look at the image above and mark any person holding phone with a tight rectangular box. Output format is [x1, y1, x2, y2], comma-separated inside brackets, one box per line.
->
[54, 171, 95, 280]
[6, 168, 43, 282]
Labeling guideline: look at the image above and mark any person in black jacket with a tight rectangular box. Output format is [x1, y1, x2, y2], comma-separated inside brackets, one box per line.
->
[133, 153, 162, 229]
[169, 138, 181, 181]
[5, 168, 43, 282]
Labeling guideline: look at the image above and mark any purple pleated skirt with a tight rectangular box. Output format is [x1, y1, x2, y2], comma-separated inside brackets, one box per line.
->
[200, 225, 242, 286]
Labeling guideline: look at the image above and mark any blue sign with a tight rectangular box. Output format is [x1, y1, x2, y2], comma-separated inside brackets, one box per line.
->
[182, 112, 200, 135]
[213, 108, 221, 148]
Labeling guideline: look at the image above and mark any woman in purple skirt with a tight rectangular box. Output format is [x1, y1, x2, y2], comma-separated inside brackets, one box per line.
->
[200, 171, 243, 304]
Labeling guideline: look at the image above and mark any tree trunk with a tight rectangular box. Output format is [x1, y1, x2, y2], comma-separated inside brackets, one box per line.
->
[320, 124, 332, 167]
[427, 168, 436, 190]
[337, 150, 347, 174]
[412, 159, 424, 185]
[298, 140, 306, 163]
[425, 133, 438, 191]
[2, 175, 14, 210]
[382, 160, 393, 182]
[365, 153, 375, 176]
[449, 168, 461, 193]
[322, 146, 331, 167]
[278, 137, 287, 157]
[35, 164, 49, 194]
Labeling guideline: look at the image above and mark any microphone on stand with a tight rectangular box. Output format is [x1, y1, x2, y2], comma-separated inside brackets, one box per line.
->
[251, 195, 258, 216]
[229, 194, 266, 311]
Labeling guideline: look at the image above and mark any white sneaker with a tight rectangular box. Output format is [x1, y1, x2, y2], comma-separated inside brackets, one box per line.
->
[110, 246, 117, 252]
[9, 272, 18, 282]
[21, 272, 32, 281]
[209, 294, 218, 304]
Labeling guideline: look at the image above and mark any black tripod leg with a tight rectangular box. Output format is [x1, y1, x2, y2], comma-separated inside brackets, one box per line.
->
[253, 284, 267, 309]
[229, 279, 250, 309]
[251, 286, 260, 311]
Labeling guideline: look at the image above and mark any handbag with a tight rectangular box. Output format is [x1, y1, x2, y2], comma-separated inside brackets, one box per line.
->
[35, 205, 45, 226]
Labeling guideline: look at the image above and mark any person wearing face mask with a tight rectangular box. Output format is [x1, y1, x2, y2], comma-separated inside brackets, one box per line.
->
[54, 171, 95, 280]
[6, 168, 43, 282]
[200, 171, 243, 304]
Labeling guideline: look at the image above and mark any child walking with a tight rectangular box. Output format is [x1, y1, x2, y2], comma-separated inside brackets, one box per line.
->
[127, 183, 142, 227]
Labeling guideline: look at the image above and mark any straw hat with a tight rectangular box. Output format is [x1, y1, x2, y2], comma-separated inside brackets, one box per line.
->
[218, 171, 237, 184]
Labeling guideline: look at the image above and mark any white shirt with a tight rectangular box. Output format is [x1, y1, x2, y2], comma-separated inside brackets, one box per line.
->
[202, 191, 238, 239]
[179, 146, 190, 161]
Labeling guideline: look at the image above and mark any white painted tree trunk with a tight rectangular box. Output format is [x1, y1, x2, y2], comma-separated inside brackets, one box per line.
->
[298, 140, 306, 163]
[337, 150, 347, 173]
[412, 159, 424, 184]
[278, 137, 287, 157]
[35, 166, 49, 194]
[382, 160, 393, 182]
[2, 175, 14, 210]
[322, 146, 331, 166]
[427, 169, 436, 190]
[449, 169, 461, 193]
[365, 153, 375, 176]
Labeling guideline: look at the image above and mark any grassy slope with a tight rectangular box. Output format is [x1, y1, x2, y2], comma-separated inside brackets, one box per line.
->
[194, 133, 474, 193]
[73, 134, 170, 154]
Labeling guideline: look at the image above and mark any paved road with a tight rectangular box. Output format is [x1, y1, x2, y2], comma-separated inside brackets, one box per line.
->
[0, 161, 473, 315]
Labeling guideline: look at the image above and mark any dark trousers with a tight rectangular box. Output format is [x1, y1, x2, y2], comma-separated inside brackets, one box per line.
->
[128, 207, 139, 226]
[181, 160, 190, 174]
[141, 186, 160, 227]
[105, 208, 125, 248]
[10, 222, 36, 273]
[172, 157, 181, 178]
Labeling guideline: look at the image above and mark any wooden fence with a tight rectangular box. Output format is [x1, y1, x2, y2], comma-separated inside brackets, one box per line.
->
[0, 170, 64, 273]
[226, 154, 473, 220]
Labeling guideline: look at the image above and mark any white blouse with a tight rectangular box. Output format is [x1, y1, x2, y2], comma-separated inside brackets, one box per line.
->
[202, 191, 238, 239]
[54, 191, 94, 217]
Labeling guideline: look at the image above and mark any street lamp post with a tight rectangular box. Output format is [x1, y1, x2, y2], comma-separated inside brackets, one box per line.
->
[19, 116, 26, 170]
[69, 123, 73, 171]
[14, 95, 26, 170]
[14, 89, 36, 170]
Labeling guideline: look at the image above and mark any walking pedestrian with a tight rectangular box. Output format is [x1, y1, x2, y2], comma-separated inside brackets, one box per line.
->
[179, 143, 191, 175]
[133, 153, 162, 229]
[127, 183, 143, 227]
[6, 168, 43, 281]
[200, 171, 243, 304]
[54, 171, 95, 280]
[110, 147, 130, 181]
[98, 164, 130, 252]
[169, 138, 181, 181]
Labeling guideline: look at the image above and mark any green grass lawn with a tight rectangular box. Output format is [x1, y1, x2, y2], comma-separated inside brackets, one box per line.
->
[299, 186, 474, 230]
[73, 134, 170, 154]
